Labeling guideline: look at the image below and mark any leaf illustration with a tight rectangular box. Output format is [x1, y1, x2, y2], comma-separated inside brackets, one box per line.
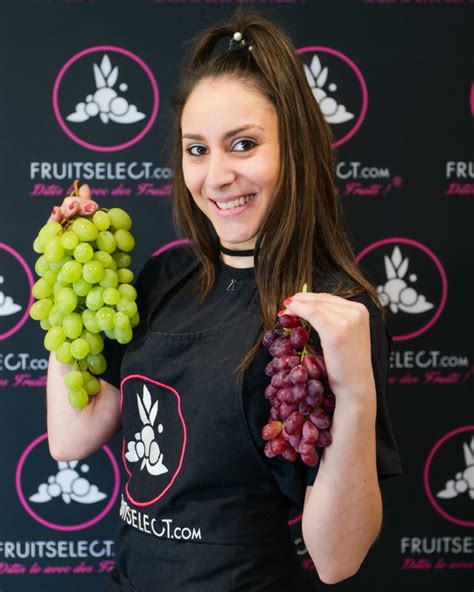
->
[398, 257, 409, 279]
[303, 64, 315, 88]
[384, 254, 397, 280]
[464, 440, 474, 466]
[311, 54, 322, 77]
[137, 393, 149, 425]
[392, 246, 402, 269]
[107, 66, 119, 88]
[100, 54, 112, 78]
[93, 63, 107, 89]
[142, 384, 152, 413]
[149, 400, 158, 426]
[316, 66, 328, 88]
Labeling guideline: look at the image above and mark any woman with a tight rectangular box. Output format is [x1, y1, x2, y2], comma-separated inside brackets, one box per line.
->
[46, 7, 403, 590]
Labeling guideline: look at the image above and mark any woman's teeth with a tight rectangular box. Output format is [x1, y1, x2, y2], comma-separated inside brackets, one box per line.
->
[215, 194, 256, 210]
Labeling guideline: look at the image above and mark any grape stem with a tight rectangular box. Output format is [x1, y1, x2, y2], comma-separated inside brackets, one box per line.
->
[298, 283, 312, 362]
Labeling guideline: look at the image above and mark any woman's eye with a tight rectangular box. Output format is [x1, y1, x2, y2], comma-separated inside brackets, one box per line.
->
[186, 139, 256, 157]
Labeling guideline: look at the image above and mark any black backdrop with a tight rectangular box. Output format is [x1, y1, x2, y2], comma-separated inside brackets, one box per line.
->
[0, 1, 473, 590]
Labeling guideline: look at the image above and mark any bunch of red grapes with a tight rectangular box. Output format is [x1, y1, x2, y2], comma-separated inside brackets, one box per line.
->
[261, 293, 335, 467]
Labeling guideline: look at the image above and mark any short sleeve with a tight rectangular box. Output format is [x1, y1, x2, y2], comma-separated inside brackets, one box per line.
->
[305, 312, 403, 486]
[99, 255, 158, 389]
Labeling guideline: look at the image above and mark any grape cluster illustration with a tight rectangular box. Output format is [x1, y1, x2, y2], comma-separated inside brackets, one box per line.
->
[30, 181, 138, 409]
[261, 284, 335, 467]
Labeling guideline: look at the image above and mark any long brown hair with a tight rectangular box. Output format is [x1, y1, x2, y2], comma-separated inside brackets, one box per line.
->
[168, 6, 386, 374]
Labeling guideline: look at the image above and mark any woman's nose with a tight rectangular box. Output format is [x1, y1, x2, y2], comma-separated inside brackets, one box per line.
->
[205, 152, 236, 190]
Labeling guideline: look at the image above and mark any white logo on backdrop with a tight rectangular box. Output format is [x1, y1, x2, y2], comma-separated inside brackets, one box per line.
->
[436, 436, 474, 501]
[304, 54, 354, 124]
[0, 275, 22, 316]
[67, 54, 146, 125]
[377, 246, 434, 315]
[29, 460, 107, 505]
[125, 383, 168, 476]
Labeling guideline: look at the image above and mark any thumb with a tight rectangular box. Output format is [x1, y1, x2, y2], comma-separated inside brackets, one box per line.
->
[78, 183, 92, 200]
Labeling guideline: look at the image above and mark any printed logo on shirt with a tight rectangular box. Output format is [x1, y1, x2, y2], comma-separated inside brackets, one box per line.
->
[16, 433, 120, 531]
[121, 376, 187, 507]
[356, 238, 448, 341]
[423, 425, 474, 528]
[0, 243, 33, 341]
[52, 46, 159, 152]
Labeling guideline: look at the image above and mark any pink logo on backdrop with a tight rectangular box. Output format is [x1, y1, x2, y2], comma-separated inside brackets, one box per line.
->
[16, 434, 120, 531]
[53, 46, 159, 152]
[424, 426, 474, 528]
[356, 238, 447, 341]
[296, 46, 368, 147]
[0, 243, 34, 341]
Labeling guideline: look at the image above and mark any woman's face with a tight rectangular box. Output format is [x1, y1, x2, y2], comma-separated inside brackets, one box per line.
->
[181, 77, 280, 250]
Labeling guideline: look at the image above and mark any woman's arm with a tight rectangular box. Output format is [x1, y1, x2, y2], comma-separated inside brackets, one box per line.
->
[47, 352, 122, 461]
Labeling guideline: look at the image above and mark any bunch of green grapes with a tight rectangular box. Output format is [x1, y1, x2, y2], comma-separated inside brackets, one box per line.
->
[30, 206, 139, 409]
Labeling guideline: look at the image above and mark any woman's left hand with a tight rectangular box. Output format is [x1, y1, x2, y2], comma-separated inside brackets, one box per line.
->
[281, 292, 375, 405]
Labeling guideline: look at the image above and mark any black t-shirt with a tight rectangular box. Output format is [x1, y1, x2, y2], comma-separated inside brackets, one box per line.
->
[101, 246, 403, 511]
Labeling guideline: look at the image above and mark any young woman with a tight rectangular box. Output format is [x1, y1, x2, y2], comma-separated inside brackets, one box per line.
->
[46, 7, 402, 590]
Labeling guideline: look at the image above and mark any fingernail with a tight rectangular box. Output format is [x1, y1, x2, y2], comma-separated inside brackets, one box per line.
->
[51, 206, 57, 215]
[277, 309, 288, 317]
[283, 297, 292, 306]
[84, 203, 94, 212]
[68, 201, 76, 210]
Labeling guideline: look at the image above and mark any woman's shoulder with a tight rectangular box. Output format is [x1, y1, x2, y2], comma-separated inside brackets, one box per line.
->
[137, 243, 199, 286]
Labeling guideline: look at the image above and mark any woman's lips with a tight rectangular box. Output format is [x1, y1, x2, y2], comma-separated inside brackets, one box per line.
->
[210, 194, 257, 217]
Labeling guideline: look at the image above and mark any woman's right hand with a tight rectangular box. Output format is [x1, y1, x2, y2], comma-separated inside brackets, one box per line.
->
[48, 183, 100, 223]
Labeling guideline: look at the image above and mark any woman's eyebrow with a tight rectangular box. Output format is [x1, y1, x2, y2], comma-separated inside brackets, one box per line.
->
[182, 124, 264, 141]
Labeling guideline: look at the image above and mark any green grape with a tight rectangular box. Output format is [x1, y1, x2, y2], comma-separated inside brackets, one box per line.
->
[87, 353, 107, 375]
[118, 284, 137, 301]
[112, 251, 132, 268]
[55, 271, 70, 286]
[39, 221, 62, 240]
[83, 373, 100, 395]
[78, 358, 89, 371]
[40, 318, 52, 330]
[71, 217, 99, 242]
[62, 312, 83, 339]
[130, 312, 140, 328]
[96, 306, 115, 331]
[82, 308, 100, 333]
[33, 235, 45, 254]
[55, 340, 73, 364]
[117, 298, 138, 319]
[44, 236, 65, 263]
[34, 255, 49, 276]
[72, 277, 92, 297]
[103, 287, 120, 306]
[48, 304, 65, 326]
[61, 230, 79, 250]
[114, 229, 135, 252]
[104, 328, 116, 340]
[115, 325, 133, 344]
[82, 330, 104, 355]
[93, 250, 114, 268]
[100, 268, 118, 289]
[83, 260, 104, 284]
[65, 370, 83, 390]
[108, 207, 132, 230]
[61, 260, 83, 283]
[85, 286, 104, 311]
[57, 287, 78, 313]
[44, 326, 66, 351]
[32, 278, 54, 299]
[43, 270, 58, 285]
[73, 242, 94, 263]
[117, 268, 134, 284]
[70, 337, 90, 359]
[114, 311, 130, 329]
[96, 231, 116, 254]
[68, 388, 89, 409]
[92, 210, 111, 231]
[49, 254, 72, 272]
[30, 298, 53, 320]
